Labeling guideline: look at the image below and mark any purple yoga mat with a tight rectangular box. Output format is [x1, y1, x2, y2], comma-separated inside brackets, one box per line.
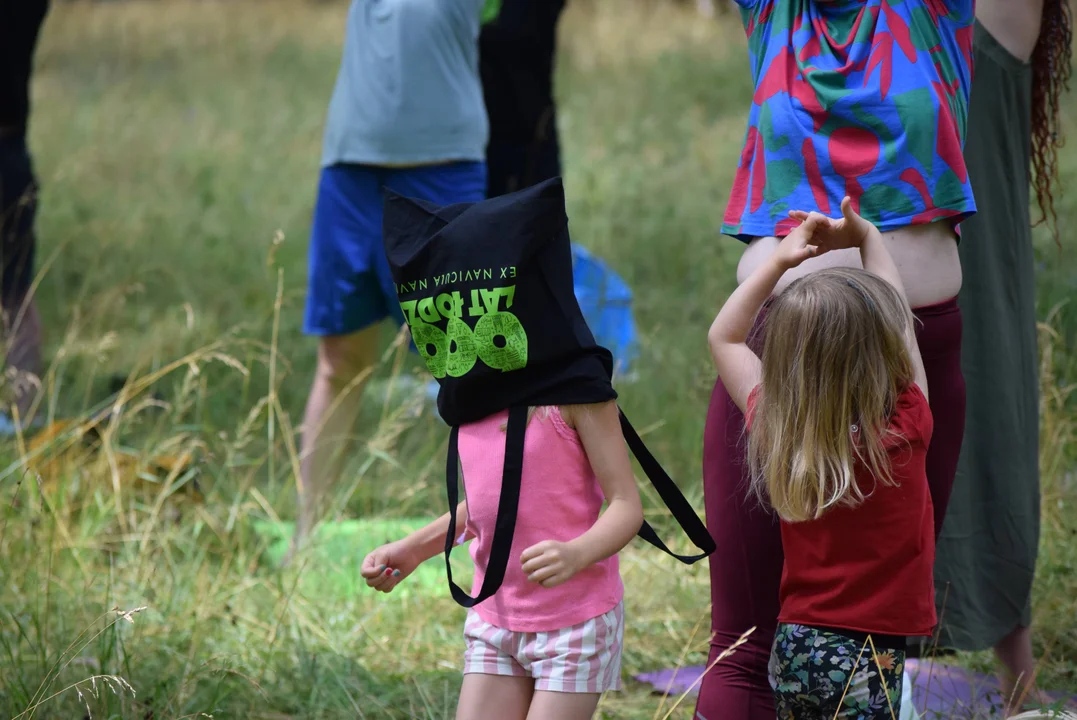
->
[635, 659, 1075, 717]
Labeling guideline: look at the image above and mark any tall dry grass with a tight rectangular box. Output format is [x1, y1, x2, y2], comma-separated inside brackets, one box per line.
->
[0, 1, 1073, 718]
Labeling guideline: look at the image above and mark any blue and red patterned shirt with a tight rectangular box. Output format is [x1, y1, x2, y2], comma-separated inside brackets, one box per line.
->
[723, 0, 977, 240]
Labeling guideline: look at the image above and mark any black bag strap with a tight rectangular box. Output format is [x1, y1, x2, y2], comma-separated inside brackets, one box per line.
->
[443, 405, 528, 607]
[442, 405, 713, 608]
[620, 409, 716, 563]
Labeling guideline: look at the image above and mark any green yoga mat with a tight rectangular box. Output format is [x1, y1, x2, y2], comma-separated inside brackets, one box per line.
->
[255, 518, 473, 601]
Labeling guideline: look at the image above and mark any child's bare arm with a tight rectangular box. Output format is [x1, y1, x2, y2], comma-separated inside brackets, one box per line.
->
[855, 216, 908, 304]
[708, 212, 829, 411]
[361, 501, 468, 593]
[520, 401, 643, 588]
[858, 219, 929, 400]
[789, 197, 907, 295]
[830, 198, 929, 401]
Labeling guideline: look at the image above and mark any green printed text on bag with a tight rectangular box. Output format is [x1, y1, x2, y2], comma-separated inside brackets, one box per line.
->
[400, 286, 527, 377]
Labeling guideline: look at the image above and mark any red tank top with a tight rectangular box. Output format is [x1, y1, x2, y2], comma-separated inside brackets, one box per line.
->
[748, 384, 936, 637]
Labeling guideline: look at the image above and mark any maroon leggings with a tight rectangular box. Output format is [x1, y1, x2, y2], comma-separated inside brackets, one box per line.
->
[693, 298, 965, 720]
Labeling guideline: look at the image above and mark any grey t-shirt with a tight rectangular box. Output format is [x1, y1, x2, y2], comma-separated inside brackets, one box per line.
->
[321, 0, 489, 167]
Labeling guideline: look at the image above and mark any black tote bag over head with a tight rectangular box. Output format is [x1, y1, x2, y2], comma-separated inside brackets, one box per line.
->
[383, 177, 715, 608]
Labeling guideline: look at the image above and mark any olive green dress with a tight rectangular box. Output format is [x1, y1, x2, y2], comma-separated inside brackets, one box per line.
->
[934, 22, 1038, 650]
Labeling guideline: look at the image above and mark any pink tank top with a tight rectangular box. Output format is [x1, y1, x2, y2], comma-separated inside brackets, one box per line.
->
[458, 406, 624, 632]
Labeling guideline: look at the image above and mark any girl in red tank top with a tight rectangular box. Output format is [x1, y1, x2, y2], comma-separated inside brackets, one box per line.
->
[708, 198, 935, 720]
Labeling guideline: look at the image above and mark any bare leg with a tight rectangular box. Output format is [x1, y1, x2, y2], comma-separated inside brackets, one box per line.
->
[525, 691, 601, 720]
[3, 296, 42, 423]
[456, 674, 533, 720]
[995, 625, 1042, 715]
[290, 324, 381, 556]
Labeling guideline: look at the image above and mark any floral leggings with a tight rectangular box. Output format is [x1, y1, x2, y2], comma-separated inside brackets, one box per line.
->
[768, 623, 905, 719]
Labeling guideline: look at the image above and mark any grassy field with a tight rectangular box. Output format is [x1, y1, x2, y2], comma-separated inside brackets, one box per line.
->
[0, 0, 1075, 717]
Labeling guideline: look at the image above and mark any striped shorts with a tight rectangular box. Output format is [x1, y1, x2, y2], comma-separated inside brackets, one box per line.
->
[462, 602, 625, 694]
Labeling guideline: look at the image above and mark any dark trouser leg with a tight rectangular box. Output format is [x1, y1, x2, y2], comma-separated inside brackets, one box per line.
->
[0, 135, 42, 418]
[913, 299, 966, 538]
[479, 0, 565, 199]
[694, 379, 782, 720]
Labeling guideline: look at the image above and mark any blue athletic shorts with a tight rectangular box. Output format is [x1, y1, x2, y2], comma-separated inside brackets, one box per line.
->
[303, 161, 487, 336]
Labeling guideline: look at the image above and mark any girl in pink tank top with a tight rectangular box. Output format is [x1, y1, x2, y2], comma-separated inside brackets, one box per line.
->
[361, 400, 644, 720]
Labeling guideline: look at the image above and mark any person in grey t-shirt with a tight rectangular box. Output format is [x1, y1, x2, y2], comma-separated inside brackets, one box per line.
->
[294, 0, 488, 554]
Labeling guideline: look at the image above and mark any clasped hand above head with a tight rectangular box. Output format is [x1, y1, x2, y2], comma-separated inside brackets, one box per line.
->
[775, 196, 877, 270]
[708, 195, 894, 414]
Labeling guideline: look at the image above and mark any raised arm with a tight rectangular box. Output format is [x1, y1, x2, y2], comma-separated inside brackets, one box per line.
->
[858, 217, 929, 400]
[708, 212, 829, 411]
[976, 0, 1044, 62]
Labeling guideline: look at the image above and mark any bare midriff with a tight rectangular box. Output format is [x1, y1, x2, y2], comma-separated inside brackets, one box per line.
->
[736, 221, 962, 309]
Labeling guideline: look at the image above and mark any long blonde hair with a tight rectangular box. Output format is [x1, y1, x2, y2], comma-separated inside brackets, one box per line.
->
[747, 268, 915, 523]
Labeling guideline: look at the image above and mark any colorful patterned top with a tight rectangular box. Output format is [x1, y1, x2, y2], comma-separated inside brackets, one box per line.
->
[723, 0, 976, 241]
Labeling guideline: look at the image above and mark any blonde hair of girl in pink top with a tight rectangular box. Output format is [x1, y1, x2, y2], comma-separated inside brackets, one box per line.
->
[361, 400, 644, 720]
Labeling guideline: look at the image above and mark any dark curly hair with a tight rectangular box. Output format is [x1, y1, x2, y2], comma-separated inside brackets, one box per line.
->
[1030, 0, 1073, 242]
